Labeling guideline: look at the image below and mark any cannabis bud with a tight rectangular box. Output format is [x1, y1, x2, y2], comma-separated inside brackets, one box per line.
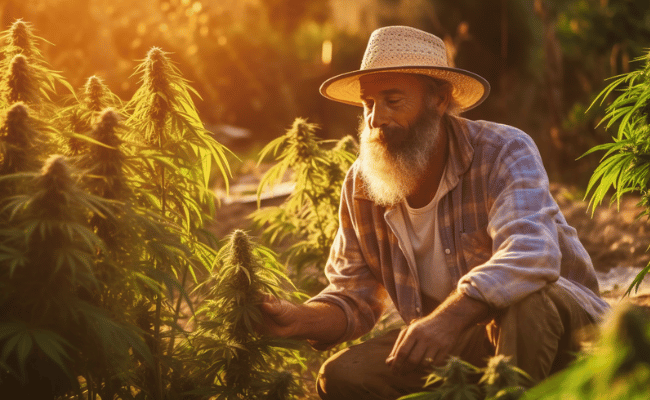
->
[7, 19, 34, 57]
[333, 135, 358, 155]
[41, 154, 73, 189]
[83, 108, 126, 200]
[226, 229, 259, 297]
[0, 102, 41, 174]
[139, 47, 174, 142]
[264, 371, 296, 400]
[289, 118, 317, 162]
[84, 76, 111, 112]
[144, 47, 171, 91]
[4, 54, 38, 105]
[3, 101, 30, 147]
[480, 355, 529, 398]
[92, 108, 120, 142]
[36, 155, 75, 214]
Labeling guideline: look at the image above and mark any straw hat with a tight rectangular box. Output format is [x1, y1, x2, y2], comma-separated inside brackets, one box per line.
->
[320, 26, 490, 112]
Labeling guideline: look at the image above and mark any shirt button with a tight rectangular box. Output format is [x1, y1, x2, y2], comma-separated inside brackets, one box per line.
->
[445, 248, 451, 255]
[416, 307, 421, 313]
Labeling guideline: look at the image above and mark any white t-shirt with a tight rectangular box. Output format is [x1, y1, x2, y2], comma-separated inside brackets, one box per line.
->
[391, 164, 455, 302]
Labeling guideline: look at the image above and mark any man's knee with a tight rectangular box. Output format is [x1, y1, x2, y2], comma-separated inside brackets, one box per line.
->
[316, 329, 422, 399]
[491, 283, 595, 382]
[316, 347, 369, 399]
[316, 351, 346, 399]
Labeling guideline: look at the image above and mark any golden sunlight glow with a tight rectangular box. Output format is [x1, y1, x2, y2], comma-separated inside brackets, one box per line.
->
[322, 39, 332, 65]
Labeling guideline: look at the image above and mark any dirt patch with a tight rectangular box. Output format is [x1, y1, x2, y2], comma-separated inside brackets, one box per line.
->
[551, 183, 650, 274]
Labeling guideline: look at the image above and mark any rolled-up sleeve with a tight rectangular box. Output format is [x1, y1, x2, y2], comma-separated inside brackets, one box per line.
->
[306, 169, 390, 347]
[458, 135, 561, 308]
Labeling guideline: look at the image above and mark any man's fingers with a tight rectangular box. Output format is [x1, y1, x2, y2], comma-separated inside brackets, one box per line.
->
[386, 327, 409, 364]
[430, 346, 450, 366]
[388, 332, 417, 373]
[260, 295, 282, 315]
[422, 348, 438, 368]
[395, 340, 430, 374]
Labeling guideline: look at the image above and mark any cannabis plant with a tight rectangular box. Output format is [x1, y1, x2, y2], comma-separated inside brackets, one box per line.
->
[0, 155, 152, 399]
[479, 356, 529, 400]
[71, 107, 204, 399]
[0, 19, 73, 113]
[178, 230, 302, 400]
[251, 118, 357, 293]
[400, 357, 482, 400]
[582, 49, 650, 294]
[399, 355, 529, 400]
[57, 75, 123, 156]
[127, 46, 231, 228]
[124, 46, 235, 399]
[523, 304, 650, 400]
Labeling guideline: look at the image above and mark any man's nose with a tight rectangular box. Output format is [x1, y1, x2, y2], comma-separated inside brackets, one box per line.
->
[368, 103, 389, 129]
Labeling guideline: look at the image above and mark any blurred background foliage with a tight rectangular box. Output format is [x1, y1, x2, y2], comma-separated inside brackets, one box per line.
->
[1, 0, 649, 184]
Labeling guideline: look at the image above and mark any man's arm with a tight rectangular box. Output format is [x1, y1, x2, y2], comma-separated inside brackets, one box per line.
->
[386, 291, 489, 374]
[259, 296, 347, 346]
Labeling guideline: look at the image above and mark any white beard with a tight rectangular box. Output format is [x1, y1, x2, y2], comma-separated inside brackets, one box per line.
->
[358, 110, 442, 207]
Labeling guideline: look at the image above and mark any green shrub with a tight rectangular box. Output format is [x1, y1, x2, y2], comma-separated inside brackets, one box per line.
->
[581, 49, 650, 294]
[251, 117, 356, 294]
[177, 230, 302, 400]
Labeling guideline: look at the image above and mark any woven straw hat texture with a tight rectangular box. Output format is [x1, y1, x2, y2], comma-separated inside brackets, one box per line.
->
[320, 26, 490, 112]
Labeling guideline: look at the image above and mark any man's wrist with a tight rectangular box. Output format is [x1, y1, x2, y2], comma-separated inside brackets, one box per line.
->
[428, 291, 490, 331]
[293, 301, 348, 343]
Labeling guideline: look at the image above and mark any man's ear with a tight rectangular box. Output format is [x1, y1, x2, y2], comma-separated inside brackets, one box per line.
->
[433, 89, 451, 115]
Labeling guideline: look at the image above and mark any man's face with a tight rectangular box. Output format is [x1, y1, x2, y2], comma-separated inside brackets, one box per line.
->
[359, 73, 427, 148]
[357, 73, 444, 207]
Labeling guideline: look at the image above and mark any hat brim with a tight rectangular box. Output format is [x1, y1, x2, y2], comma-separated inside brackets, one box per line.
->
[319, 66, 490, 112]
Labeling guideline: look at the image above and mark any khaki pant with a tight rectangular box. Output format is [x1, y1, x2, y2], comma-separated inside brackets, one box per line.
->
[316, 283, 596, 400]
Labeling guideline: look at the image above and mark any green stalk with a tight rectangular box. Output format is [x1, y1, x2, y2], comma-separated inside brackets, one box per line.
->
[154, 149, 165, 400]
[148, 47, 171, 400]
[166, 265, 188, 356]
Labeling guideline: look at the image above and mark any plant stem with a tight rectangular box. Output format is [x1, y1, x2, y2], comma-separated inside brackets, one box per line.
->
[153, 293, 163, 400]
[87, 374, 93, 400]
[305, 186, 328, 254]
[167, 264, 189, 356]
[152, 136, 167, 400]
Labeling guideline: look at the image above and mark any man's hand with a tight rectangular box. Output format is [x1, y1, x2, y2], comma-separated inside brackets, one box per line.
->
[385, 292, 489, 374]
[257, 295, 348, 344]
[257, 295, 302, 338]
[386, 313, 457, 373]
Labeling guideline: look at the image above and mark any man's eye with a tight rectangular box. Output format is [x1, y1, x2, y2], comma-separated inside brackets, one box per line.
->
[387, 98, 401, 105]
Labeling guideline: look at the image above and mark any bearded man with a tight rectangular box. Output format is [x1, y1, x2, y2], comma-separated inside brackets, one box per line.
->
[259, 26, 608, 400]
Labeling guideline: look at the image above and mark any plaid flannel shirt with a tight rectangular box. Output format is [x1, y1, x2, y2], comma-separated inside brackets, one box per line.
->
[307, 115, 609, 346]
